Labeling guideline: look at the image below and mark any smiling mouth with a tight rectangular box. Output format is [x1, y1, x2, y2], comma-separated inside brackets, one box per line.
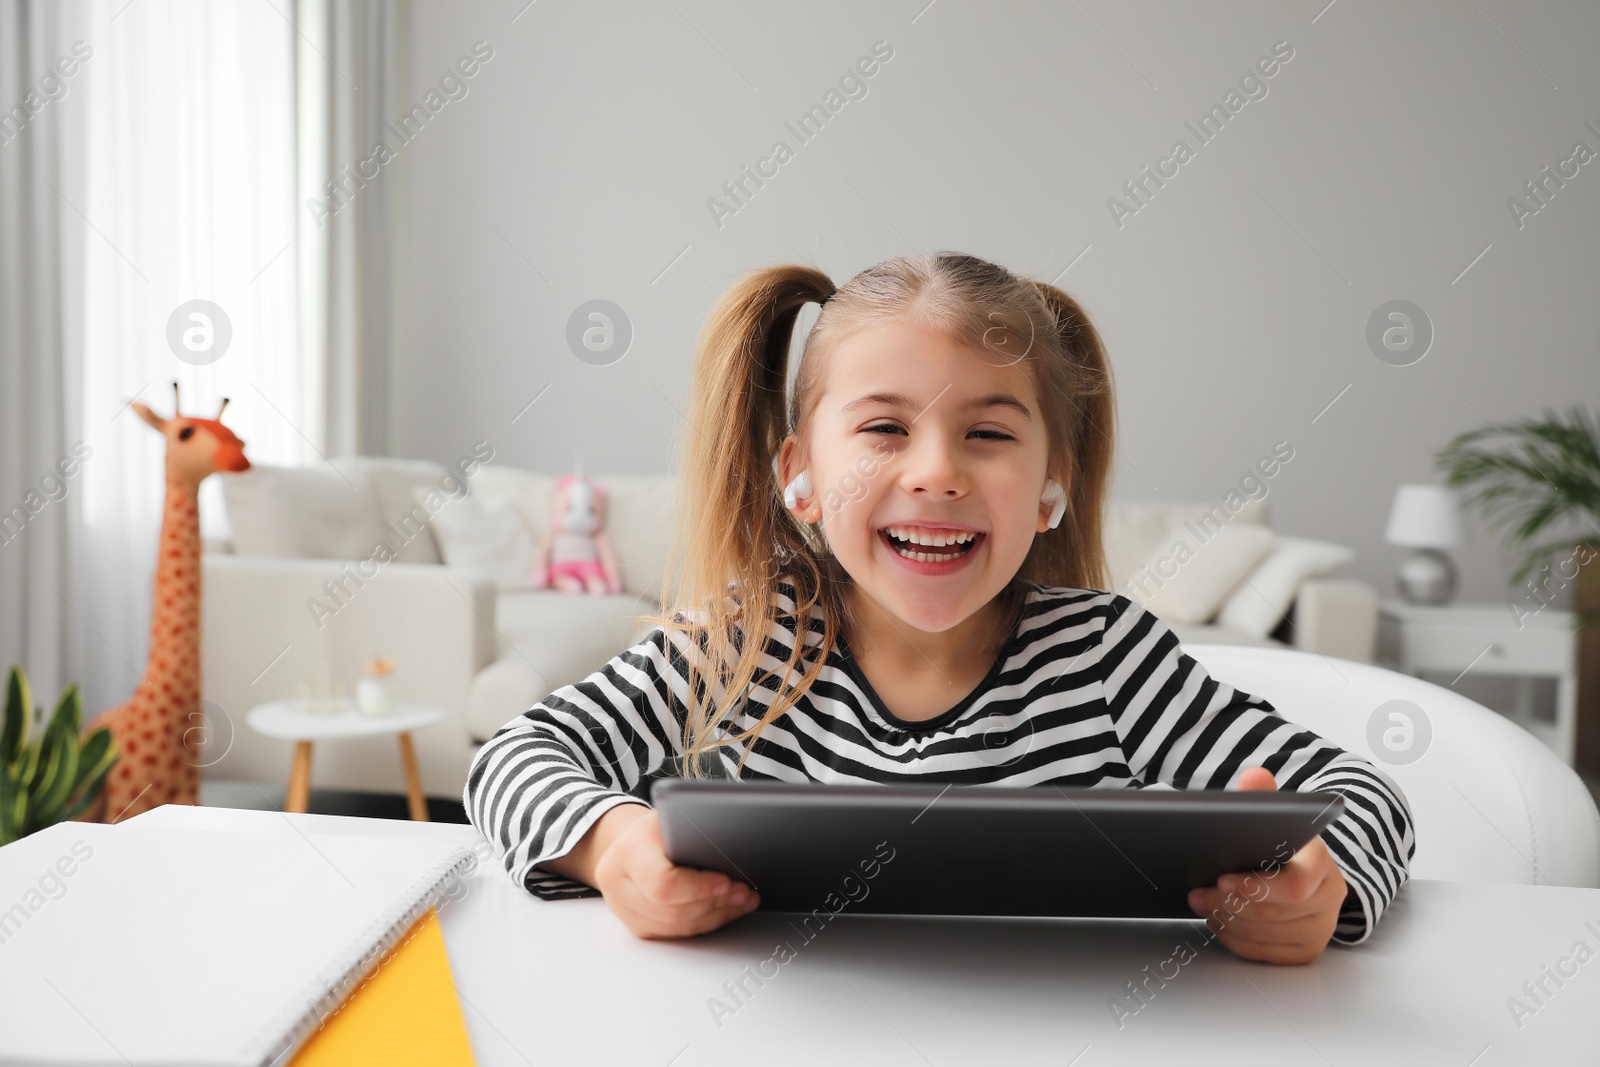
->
[878, 528, 984, 562]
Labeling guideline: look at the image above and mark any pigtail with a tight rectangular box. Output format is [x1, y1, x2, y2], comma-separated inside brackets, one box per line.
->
[646, 264, 836, 777]
[686, 265, 831, 609]
[1023, 280, 1115, 592]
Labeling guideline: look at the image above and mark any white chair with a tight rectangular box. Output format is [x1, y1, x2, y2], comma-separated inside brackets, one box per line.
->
[1187, 644, 1600, 888]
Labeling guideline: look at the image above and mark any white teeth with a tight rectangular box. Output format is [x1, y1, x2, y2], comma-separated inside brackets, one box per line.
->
[891, 542, 972, 562]
[883, 526, 977, 547]
[885, 530, 979, 562]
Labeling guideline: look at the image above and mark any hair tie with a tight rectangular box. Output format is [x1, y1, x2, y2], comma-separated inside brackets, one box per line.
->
[819, 292, 835, 306]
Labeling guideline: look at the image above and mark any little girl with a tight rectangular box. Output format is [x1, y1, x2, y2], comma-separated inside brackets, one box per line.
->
[464, 252, 1414, 965]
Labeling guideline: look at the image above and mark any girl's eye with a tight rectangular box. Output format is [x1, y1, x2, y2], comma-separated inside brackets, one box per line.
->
[861, 424, 1015, 441]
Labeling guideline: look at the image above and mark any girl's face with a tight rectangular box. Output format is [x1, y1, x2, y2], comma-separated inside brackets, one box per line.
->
[779, 321, 1059, 635]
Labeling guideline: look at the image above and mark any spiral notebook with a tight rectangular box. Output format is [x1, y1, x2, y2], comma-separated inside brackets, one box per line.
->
[290, 907, 474, 1067]
[0, 820, 475, 1067]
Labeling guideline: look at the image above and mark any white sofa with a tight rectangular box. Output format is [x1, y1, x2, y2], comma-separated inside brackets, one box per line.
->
[200, 458, 1379, 799]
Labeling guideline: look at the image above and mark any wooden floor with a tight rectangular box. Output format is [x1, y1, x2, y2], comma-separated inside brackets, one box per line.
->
[198, 779, 470, 823]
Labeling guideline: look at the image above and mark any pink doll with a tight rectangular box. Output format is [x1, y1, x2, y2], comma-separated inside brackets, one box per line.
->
[531, 470, 623, 595]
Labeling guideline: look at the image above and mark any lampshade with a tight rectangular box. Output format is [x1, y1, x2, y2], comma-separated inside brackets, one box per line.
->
[1385, 484, 1464, 548]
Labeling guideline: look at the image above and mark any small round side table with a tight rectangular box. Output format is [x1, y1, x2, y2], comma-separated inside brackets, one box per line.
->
[245, 700, 446, 820]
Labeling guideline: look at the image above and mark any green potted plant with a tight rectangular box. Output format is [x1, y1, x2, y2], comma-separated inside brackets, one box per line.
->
[0, 664, 118, 846]
[1437, 404, 1600, 774]
[1436, 404, 1600, 628]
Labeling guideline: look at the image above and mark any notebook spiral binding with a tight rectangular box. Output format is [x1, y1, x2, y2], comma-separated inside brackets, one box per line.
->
[255, 848, 477, 1067]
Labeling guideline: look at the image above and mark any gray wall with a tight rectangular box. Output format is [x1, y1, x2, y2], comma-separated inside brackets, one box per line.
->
[387, 0, 1600, 610]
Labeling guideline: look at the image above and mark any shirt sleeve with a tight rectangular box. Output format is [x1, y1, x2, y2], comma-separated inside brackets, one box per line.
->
[1096, 593, 1416, 945]
[462, 619, 725, 901]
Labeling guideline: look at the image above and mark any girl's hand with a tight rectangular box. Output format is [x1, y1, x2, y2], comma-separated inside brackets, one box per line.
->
[591, 806, 761, 939]
[1186, 767, 1348, 965]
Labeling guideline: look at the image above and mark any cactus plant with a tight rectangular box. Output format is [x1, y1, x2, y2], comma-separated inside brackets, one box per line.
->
[0, 664, 118, 846]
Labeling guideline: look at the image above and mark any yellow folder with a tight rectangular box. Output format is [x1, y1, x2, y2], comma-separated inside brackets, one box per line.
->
[292, 909, 476, 1066]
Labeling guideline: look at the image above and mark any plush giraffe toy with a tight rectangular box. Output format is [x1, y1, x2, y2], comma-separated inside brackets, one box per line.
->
[87, 383, 250, 823]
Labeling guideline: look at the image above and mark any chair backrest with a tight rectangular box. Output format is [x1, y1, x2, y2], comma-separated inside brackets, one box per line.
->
[1185, 644, 1600, 888]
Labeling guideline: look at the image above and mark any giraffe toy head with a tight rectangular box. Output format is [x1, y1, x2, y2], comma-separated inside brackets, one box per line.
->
[131, 382, 251, 485]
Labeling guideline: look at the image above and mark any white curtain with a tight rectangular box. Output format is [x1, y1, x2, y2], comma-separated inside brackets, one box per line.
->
[295, 0, 405, 458]
[0, 0, 303, 716]
[0, 1, 74, 709]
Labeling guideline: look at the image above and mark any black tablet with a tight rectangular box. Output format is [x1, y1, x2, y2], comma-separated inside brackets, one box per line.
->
[652, 779, 1344, 919]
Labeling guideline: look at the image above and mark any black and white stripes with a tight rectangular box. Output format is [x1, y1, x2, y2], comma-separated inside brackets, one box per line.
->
[464, 580, 1415, 942]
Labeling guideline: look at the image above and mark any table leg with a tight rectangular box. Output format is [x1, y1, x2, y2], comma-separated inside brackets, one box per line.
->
[286, 741, 313, 813]
[398, 732, 429, 821]
[1513, 676, 1536, 723]
[1556, 672, 1578, 766]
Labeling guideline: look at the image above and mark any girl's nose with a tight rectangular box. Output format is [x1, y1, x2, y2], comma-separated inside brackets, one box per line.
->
[898, 438, 968, 498]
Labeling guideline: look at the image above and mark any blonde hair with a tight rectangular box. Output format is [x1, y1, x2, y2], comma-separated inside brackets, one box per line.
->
[641, 251, 1116, 778]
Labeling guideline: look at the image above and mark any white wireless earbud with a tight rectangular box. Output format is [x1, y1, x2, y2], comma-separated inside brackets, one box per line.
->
[783, 469, 813, 511]
[1041, 479, 1067, 530]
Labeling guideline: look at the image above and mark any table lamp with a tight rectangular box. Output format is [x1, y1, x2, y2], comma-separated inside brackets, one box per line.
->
[1385, 484, 1464, 605]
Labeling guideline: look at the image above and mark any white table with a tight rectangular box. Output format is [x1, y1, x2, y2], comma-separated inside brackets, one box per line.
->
[127, 805, 1600, 1065]
[1378, 598, 1578, 764]
[245, 700, 445, 820]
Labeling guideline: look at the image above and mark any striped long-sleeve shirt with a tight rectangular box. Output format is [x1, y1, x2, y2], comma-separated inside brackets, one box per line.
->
[464, 580, 1415, 945]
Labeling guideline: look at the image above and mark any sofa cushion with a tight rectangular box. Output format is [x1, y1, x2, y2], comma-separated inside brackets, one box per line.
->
[220, 464, 389, 560]
[471, 465, 555, 543]
[334, 457, 446, 565]
[473, 466, 681, 603]
[592, 474, 682, 603]
[1126, 522, 1275, 624]
[424, 489, 537, 589]
[1104, 496, 1268, 591]
[494, 589, 663, 700]
[1217, 536, 1356, 638]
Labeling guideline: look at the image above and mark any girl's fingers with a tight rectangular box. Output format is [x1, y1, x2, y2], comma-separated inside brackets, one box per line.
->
[676, 893, 761, 936]
[1192, 891, 1328, 925]
[1234, 767, 1278, 791]
[616, 859, 756, 917]
[643, 878, 755, 924]
[1208, 913, 1325, 946]
[612, 882, 760, 939]
[595, 816, 760, 938]
[1214, 927, 1325, 965]
[1222, 858, 1328, 906]
[1213, 914, 1335, 963]
[1191, 854, 1336, 918]
[600, 811, 733, 906]
[1190, 849, 1345, 961]
[633, 855, 734, 906]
